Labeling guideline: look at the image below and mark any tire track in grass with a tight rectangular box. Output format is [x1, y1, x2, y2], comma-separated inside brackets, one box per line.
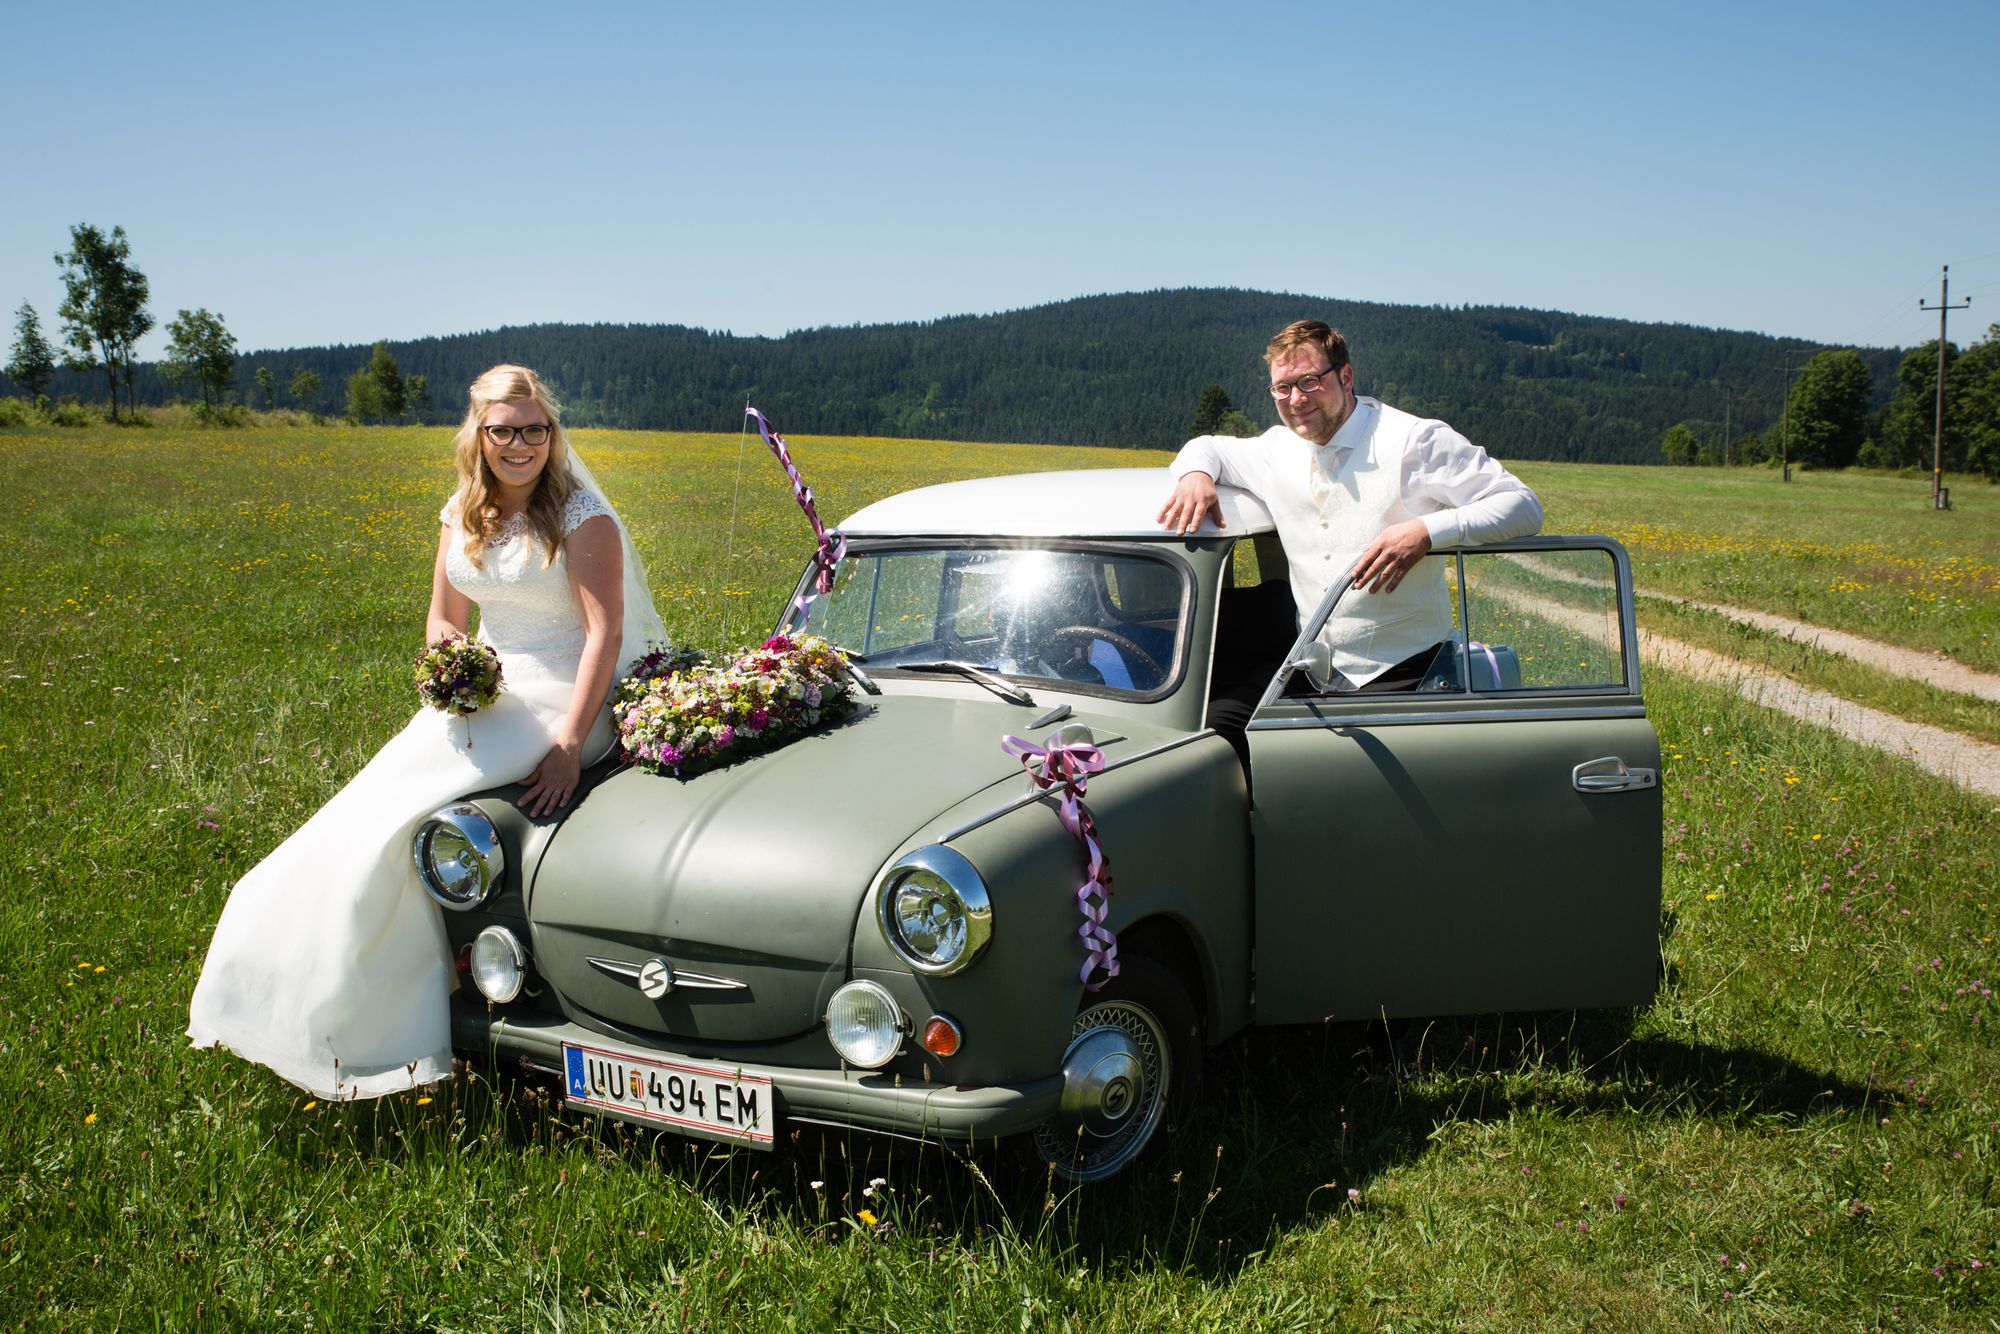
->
[1642, 593, 2000, 704]
[1511, 553, 2000, 704]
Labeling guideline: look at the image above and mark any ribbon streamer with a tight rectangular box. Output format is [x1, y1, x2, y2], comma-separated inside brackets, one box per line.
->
[1001, 733, 1120, 991]
[745, 407, 847, 616]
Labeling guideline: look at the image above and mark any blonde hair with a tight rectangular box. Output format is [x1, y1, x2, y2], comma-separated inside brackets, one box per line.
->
[448, 364, 576, 567]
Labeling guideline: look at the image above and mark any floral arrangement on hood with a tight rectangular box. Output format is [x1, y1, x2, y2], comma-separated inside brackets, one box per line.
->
[613, 635, 855, 778]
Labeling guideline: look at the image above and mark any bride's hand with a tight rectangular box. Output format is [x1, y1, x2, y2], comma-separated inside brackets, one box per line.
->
[519, 739, 583, 818]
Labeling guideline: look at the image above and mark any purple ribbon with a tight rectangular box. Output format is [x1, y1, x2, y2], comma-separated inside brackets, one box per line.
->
[1001, 734, 1120, 991]
[1468, 639, 1501, 684]
[746, 407, 847, 615]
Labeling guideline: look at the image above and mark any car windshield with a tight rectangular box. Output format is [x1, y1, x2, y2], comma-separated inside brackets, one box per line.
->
[787, 546, 1186, 696]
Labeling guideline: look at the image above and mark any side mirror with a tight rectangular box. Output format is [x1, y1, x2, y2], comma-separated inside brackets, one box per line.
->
[1284, 641, 1333, 694]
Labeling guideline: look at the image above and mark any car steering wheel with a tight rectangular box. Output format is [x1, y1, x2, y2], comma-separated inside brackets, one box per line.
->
[1046, 626, 1165, 684]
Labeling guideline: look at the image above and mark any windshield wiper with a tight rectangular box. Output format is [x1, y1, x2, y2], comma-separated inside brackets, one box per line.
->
[896, 661, 1036, 706]
[833, 649, 880, 696]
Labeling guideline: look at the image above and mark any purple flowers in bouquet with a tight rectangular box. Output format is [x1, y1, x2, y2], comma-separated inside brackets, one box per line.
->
[613, 635, 854, 777]
[413, 635, 504, 715]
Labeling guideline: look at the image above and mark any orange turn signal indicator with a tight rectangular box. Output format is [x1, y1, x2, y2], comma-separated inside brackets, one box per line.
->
[921, 1015, 963, 1057]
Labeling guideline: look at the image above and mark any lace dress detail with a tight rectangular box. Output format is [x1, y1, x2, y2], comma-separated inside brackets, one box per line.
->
[441, 490, 613, 682]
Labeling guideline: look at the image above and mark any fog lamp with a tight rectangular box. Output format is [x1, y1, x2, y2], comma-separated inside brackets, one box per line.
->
[825, 981, 905, 1068]
[470, 926, 527, 1004]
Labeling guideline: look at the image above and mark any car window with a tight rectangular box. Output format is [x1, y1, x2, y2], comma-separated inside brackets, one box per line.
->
[814, 552, 946, 653]
[794, 546, 1186, 697]
[1293, 543, 1630, 696]
[1455, 549, 1626, 691]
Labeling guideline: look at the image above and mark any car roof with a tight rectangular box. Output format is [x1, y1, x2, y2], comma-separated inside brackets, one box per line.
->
[837, 468, 1277, 539]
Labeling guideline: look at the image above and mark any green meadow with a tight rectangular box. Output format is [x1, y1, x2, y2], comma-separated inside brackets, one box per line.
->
[2, 423, 1996, 1329]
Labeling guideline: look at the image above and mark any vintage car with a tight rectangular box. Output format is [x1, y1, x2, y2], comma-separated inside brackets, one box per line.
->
[417, 469, 1662, 1181]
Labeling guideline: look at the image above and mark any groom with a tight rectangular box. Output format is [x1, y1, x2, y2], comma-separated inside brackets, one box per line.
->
[1158, 319, 1543, 694]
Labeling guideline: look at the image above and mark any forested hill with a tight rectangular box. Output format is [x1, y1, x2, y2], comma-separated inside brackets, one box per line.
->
[105, 289, 1919, 463]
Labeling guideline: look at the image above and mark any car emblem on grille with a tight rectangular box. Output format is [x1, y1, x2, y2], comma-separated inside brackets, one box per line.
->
[586, 954, 750, 993]
[638, 957, 674, 998]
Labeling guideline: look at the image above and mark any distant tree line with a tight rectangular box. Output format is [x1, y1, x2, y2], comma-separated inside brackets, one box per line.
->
[11, 231, 1992, 473]
[1654, 333, 2000, 478]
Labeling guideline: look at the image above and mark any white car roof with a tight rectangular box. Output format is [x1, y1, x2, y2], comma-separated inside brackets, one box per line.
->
[837, 468, 1276, 539]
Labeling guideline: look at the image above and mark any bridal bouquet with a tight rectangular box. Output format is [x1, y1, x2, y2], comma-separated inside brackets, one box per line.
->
[614, 635, 855, 778]
[413, 635, 504, 715]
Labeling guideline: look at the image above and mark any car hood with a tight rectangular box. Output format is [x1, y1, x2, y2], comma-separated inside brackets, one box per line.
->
[528, 691, 1060, 1044]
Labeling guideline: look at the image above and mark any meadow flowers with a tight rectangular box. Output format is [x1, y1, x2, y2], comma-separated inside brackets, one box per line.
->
[614, 635, 854, 778]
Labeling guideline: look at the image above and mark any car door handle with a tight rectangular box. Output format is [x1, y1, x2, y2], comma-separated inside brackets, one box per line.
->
[1572, 756, 1657, 793]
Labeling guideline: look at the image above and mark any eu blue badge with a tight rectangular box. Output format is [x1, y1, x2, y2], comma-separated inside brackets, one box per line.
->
[565, 1046, 588, 1097]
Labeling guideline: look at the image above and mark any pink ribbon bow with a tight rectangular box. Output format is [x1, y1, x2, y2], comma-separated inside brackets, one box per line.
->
[746, 407, 847, 615]
[1001, 733, 1120, 991]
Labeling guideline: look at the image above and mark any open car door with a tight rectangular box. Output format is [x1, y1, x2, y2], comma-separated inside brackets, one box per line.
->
[1246, 538, 1662, 1023]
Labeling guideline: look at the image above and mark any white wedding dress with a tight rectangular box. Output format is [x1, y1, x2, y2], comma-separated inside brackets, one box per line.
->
[189, 485, 655, 1099]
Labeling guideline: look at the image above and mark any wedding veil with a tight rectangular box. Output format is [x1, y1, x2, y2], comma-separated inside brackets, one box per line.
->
[561, 442, 671, 673]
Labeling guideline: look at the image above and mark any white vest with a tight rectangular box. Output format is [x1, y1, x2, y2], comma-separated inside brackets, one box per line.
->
[1265, 401, 1453, 684]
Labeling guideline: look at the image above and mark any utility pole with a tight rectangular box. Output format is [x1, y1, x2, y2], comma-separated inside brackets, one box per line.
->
[1919, 264, 1971, 510]
[1775, 353, 1809, 482]
[1721, 385, 1733, 467]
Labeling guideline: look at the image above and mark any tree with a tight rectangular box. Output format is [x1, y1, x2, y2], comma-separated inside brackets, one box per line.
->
[53, 223, 152, 420]
[1217, 408, 1259, 437]
[6, 302, 56, 404]
[1660, 422, 1699, 465]
[1881, 339, 1957, 470]
[1954, 324, 2000, 480]
[345, 342, 406, 422]
[1191, 383, 1232, 436]
[405, 372, 429, 421]
[1784, 349, 1871, 468]
[289, 365, 321, 407]
[254, 366, 276, 410]
[161, 308, 239, 409]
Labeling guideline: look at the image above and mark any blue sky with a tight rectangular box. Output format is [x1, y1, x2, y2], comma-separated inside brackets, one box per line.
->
[5, 1, 1996, 361]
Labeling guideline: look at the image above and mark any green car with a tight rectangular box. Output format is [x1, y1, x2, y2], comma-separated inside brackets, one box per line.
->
[418, 468, 1661, 1182]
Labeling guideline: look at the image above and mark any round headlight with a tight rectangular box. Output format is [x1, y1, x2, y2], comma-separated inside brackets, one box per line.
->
[413, 803, 505, 910]
[875, 846, 992, 974]
[470, 926, 527, 1004]
[825, 980, 905, 1068]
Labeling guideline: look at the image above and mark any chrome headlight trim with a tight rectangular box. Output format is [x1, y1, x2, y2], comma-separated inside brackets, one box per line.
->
[412, 803, 506, 911]
[875, 844, 993, 975]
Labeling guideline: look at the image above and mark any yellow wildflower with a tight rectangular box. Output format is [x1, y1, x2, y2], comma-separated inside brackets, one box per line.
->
[857, 1209, 878, 1226]
[416, 1096, 433, 1106]
[84, 1112, 97, 1125]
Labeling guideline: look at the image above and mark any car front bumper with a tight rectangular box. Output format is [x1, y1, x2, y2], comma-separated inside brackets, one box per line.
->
[452, 996, 1063, 1148]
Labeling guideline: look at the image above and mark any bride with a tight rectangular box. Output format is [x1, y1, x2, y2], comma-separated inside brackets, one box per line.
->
[188, 364, 666, 1099]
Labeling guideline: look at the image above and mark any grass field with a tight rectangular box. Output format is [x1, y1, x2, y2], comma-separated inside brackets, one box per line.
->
[3, 423, 1997, 1329]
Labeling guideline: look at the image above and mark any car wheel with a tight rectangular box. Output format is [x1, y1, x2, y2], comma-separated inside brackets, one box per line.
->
[1032, 957, 1197, 1183]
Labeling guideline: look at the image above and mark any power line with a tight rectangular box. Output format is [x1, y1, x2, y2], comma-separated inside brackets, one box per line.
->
[1919, 264, 1971, 510]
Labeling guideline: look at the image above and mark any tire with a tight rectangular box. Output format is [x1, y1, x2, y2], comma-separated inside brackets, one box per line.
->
[1032, 956, 1199, 1183]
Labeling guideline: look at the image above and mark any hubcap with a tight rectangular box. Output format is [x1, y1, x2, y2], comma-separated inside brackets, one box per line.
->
[1035, 997, 1170, 1183]
[1058, 1026, 1145, 1136]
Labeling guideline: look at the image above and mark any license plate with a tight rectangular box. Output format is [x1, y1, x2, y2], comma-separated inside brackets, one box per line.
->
[561, 1040, 775, 1147]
